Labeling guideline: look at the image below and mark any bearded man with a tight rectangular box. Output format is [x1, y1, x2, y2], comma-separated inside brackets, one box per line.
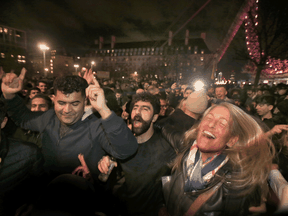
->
[98, 92, 177, 216]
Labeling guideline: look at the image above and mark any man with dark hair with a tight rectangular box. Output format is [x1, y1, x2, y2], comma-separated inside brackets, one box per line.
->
[28, 87, 41, 99]
[30, 94, 52, 112]
[1, 69, 138, 182]
[256, 95, 277, 129]
[99, 92, 177, 215]
[0, 99, 44, 215]
[36, 80, 48, 93]
[183, 86, 193, 99]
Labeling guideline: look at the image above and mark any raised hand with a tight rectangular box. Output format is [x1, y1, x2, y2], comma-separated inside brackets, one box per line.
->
[86, 75, 112, 119]
[266, 124, 288, 137]
[78, 68, 94, 85]
[1, 67, 27, 99]
[72, 154, 93, 183]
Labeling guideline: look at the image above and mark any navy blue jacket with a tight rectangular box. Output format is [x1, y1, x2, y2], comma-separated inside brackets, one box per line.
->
[5, 95, 138, 180]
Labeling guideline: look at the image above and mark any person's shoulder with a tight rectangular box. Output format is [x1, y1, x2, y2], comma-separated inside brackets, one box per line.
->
[7, 137, 41, 155]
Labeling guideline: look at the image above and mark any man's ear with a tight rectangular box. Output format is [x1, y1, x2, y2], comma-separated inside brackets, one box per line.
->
[152, 114, 159, 123]
[268, 105, 274, 111]
[1, 117, 8, 129]
[227, 136, 239, 148]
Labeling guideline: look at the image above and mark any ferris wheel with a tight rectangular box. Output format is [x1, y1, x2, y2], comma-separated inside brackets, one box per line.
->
[213, 0, 288, 81]
[244, 0, 288, 79]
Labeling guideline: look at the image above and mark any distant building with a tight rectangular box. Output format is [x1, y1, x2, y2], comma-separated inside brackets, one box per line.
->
[83, 32, 213, 82]
[29, 48, 75, 78]
[0, 25, 27, 72]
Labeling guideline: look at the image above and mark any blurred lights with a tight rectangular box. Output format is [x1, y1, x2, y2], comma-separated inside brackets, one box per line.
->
[193, 80, 205, 91]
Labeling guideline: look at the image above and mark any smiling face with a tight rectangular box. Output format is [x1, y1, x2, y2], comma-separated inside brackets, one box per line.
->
[54, 90, 85, 126]
[196, 106, 233, 156]
[38, 82, 47, 93]
[215, 87, 227, 99]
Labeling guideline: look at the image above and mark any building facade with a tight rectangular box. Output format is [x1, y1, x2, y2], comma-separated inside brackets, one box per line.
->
[83, 33, 214, 83]
[0, 25, 27, 72]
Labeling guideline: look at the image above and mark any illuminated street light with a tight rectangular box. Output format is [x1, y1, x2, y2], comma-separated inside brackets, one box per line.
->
[39, 44, 49, 77]
[74, 64, 79, 74]
[91, 61, 95, 70]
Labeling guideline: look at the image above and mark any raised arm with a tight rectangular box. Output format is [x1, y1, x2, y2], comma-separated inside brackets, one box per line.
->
[1, 67, 26, 99]
[86, 75, 112, 119]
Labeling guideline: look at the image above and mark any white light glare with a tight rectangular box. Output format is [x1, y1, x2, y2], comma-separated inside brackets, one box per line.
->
[193, 80, 205, 91]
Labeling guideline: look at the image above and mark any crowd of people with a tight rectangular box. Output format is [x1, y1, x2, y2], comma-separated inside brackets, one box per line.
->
[1, 67, 288, 216]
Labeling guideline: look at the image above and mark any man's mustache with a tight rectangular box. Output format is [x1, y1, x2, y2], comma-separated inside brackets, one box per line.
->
[132, 115, 144, 122]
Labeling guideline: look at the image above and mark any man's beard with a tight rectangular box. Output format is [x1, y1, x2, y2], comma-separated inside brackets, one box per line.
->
[131, 115, 153, 136]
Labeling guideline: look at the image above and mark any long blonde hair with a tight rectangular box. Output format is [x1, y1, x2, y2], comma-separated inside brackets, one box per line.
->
[172, 102, 275, 197]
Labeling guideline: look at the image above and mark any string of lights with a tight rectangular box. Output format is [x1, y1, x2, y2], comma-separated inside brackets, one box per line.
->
[244, 0, 288, 78]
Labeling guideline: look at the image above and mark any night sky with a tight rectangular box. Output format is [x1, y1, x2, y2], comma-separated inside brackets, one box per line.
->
[1, 0, 250, 80]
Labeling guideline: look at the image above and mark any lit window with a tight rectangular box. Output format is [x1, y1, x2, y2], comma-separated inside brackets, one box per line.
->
[0, 28, 2, 33]
[52, 56, 55, 59]
[77, 57, 80, 59]
[65, 64, 68, 67]
[142, 52, 145, 55]
[51, 71, 53, 74]
[107, 50, 110, 53]
[50, 60, 53, 62]
[200, 57, 204, 61]
[194, 51, 197, 54]
[11, 54, 14, 58]
[1, 53, 5, 58]
[50, 63, 53, 66]
[22, 56, 25, 59]
[51, 67, 53, 70]
[18, 55, 21, 59]
[201, 50, 204, 54]
[4, 28, 8, 33]
[22, 60, 26, 63]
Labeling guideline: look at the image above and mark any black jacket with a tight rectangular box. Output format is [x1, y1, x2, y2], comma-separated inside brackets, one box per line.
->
[0, 132, 44, 215]
[162, 151, 259, 216]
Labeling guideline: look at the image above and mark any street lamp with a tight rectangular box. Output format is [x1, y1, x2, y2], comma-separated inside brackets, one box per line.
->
[39, 44, 49, 77]
[74, 64, 79, 74]
[91, 61, 95, 70]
